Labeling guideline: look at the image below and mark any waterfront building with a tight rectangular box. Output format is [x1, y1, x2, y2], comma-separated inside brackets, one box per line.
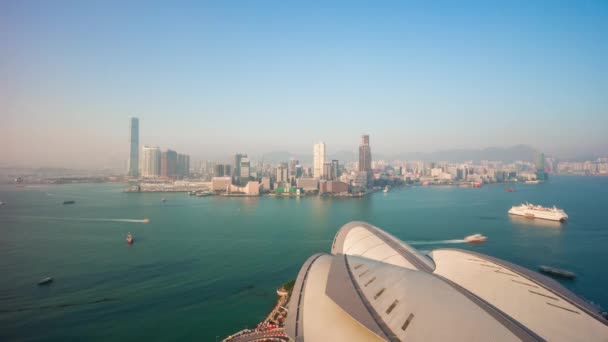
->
[285, 221, 608, 341]
[127, 117, 139, 177]
[297, 178, 319, 191]
[245, 181, 260, 195]
[322, 180, 349, 194]
[211, 177, 232, 192]
[141, 146, 161, 178]
[260, 176, 271, 192]
[313, 142, 326, 179]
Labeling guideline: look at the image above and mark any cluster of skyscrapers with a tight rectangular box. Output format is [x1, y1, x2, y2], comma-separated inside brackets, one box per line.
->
[194, 134, 374, 195]
[127, 117, 190, 179]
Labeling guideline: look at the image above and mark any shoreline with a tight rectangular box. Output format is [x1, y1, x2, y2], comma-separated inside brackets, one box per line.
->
[222, 280, 294, 342]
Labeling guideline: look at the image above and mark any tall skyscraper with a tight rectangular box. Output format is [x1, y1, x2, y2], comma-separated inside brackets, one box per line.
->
[323, 162, 332, 180]
[313, 142, 326, 179]
[276, 163, 289, 183]
[177, 153, 190, 177]
[141, 146, 161, 178]
[232, 153, 247, 184]
[331, 160, 340, 180]
[127, 117, 139, 177]
[160, 149, 178, 178]
[536, 152, 548, 181]
[240, 157, 251, 180]
[358, 134, 372, 172]
[214, 164, 225, 177]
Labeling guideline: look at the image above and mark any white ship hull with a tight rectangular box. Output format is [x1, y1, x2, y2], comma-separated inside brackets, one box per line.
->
[508, 204, 568, 222]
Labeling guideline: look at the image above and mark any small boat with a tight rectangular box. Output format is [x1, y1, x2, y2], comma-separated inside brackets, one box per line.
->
[196, 191, 212, 197]
[188, 191, 196, 196]
[383, 186, 389, 193]
[464, 234, 487, 243]
[539, 265, 576, 279]
[505, 187, 515, 192]
[161, 198, 166, 203]
[38, 277, 53, 285]
[126, 233, 134, 245]
[0, 201, 4, 206]
[142, 219, 150, 223]
[63, 200, 76, 205]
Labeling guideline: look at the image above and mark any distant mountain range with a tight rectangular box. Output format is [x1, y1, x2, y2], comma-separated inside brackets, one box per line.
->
[259, 145, 539, 164]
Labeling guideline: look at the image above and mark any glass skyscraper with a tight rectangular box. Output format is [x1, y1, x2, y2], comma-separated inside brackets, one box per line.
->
[128, 117, 139, 177]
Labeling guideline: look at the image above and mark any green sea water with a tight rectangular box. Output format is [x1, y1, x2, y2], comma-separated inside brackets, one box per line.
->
[1, 176, 607, 341]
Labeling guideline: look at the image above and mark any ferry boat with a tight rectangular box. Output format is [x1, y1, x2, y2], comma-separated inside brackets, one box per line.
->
[508, 203, 568, 222]
[539, 265, 576, 279]
[464, 234, 487, 243]
[525, 180, 541, 184]
[38, 277, 53, 285]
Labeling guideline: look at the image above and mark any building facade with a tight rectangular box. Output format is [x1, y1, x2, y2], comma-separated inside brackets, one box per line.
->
[358, 134, 372, 172]
[160, 149, 178, 178]
[313, 142, 326, 179]
[141, 146, 161, 178]
[232, 153, 247, 184]
[127, 117, 139, 177]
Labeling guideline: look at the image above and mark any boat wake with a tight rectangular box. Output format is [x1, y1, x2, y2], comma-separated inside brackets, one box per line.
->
[407, 239, 467, 245]
[11, 216, 150, 224]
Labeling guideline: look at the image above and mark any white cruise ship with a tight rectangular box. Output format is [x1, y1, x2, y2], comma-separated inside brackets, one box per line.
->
[508, 203, 568, 222]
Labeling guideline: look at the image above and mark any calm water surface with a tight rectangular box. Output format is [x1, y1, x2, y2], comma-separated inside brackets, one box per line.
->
[1, 176, 607, 341]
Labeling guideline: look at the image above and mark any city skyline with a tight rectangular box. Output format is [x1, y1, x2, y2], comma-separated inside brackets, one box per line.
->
[2, 1, 608, 168]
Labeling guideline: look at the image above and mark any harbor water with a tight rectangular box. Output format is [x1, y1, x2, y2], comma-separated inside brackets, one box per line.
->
[1, 176, 607, 341]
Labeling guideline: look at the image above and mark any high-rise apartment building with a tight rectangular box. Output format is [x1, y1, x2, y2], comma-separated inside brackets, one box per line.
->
[358, 134, 372, 172]
[214, 164, 225, 177]
[232, 153, 247, 184]
[177, 153, 190, 177]
[240, 157, 251, 180]
[331, 160, 340, 180]
[127, 117, 139, 177]
[276, 163, 289, 183]
[323, 162, 332, 180]
[160, 149, 178, 178]
[313, 142, 326, 179]
[536, 152, 548, 181]
[141, 146, 161, 178]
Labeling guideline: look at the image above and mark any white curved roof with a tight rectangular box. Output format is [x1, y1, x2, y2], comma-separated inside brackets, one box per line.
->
[431, 249, 608, 341]
[285, 221, 608, 342]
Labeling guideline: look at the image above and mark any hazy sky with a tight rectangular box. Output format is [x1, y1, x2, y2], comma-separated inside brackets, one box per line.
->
[2, 1, 607, 168]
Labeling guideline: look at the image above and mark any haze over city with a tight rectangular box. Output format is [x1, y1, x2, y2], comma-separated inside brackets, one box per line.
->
[2, 0, 607, 168]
